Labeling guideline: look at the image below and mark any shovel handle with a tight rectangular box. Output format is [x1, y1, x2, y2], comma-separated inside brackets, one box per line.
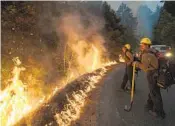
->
[131, 63, 136, 102]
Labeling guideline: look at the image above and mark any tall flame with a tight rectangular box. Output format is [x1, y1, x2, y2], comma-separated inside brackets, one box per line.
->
[0, 57, 31, 126]
[92, 44, 99, 70]
[0, 57, 46, 126]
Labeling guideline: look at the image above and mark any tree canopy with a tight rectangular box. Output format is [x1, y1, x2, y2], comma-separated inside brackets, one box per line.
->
[116, 3, 138, 49]
[153, 1, 175, 47]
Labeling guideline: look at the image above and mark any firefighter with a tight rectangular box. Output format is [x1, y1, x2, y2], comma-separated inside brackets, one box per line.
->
[133, 38, 166, 119]
[120, 44, 135, 92]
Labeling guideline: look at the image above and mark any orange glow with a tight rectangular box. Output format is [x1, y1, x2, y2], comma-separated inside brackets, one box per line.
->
[1, 13, 118, 126]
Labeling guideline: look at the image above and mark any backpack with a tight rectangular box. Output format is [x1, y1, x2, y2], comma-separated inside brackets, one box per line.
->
[144, 49, 174, 89]
[156, 63, 175, 89]
[149, 49, 175, 89]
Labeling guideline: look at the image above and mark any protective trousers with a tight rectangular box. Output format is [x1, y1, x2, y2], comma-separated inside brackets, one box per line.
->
[146, 70, 165, 116]
[121, 64, 134, 90]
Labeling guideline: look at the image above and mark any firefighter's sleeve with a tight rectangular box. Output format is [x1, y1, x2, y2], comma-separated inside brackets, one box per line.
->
[137, 54, 150, 72]
[126, 51, 134, 65]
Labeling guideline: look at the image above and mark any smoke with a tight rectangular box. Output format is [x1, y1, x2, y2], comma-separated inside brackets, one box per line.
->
[136, 5, 161, 39]
[108, 1, 162, 39]
[55, 11, 106, 75]
[32, 2, 110, 88]
[24, 3, 109, 116]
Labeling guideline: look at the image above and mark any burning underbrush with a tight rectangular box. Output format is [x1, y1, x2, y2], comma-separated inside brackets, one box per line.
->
[14, 62, 117, 126]
[1, 10, 118, 126]
[0, 57, 47, 126]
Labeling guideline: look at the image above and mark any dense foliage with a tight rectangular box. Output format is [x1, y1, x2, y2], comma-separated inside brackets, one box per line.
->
[116, 3, 138, 49]
[153, 1, 175, 47]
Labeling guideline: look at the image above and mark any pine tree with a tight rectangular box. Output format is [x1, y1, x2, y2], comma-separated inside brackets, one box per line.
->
[153, 1, 175, 47]
[153, 10, 175, 46]
[116, 3, 137, 32]
[101, 2, 125, 60]
[164, 1, 175, 17]
[116, 3, 138, 49]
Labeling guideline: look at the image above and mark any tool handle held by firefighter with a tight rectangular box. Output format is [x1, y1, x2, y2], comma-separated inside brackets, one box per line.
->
[124, 62, 136, 112]
[131, 63, 136, 102]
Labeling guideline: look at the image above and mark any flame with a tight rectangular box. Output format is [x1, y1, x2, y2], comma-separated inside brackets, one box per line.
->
[0, 56, 117, 126]
[102, 61, 118, 67]
[0, 58, 45, 126]
[119, 54, 125, 63]
[0, 58, 30, 126]
[70, 40, 102, 74]
[54, 60, 117, 125]
[54, 68, 107, 126]
[1, 13, 119, 125]
[92, 44, 99, 70]
[58, 13, 106, 75]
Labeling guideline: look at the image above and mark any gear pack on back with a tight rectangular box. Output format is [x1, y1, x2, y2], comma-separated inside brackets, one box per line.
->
[157, 64, 174, 89]
[149, 49, 175, 89]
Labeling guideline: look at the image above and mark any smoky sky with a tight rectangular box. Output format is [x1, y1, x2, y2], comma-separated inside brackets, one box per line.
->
[108, 1, 163, 16]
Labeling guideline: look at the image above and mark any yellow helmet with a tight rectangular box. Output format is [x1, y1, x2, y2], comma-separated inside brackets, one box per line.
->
[140, 37, 152, 45]
[124, 44, 131, 50]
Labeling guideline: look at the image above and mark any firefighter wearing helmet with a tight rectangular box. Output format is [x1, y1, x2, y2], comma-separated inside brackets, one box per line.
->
[120, 44, 135, 92]
[140, 37, 152, 45]
[133, 37, 166, 119]
[124, 44, 131, 50]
